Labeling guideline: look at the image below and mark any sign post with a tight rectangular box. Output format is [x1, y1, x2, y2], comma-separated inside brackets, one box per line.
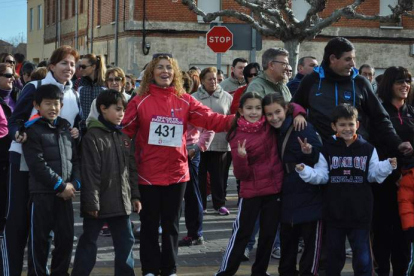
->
[206, 26, 234, 71]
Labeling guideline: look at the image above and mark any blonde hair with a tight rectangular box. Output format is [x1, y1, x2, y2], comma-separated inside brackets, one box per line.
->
[105, 67, 126, 89]
[30, 67, 48, 81]
[138, 56, 184, 97]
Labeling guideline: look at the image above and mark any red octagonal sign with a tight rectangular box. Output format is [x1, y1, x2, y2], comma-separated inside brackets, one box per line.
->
[206, 26, 234, 53]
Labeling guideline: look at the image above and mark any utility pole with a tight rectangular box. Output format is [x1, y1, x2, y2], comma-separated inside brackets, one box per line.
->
[114, 0, 119, 66]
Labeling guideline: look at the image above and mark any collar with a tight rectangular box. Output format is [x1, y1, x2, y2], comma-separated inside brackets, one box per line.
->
[98, 115, 122, 132]
[38, 71, 74, 92]
[148, 83, 177, 97]
[198, 85, 223, 99]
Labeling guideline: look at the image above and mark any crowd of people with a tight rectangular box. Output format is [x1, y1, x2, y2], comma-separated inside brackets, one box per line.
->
[0, 36, 413, 276]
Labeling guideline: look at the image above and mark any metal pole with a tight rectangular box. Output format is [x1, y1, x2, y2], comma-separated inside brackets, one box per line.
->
[115, 0, 119, 66]
[91, 0, 94, 53]
[57, 0, 61, 47]
[250, 27, 256, 62]
[216, 22, 221, 71]
[75, 0, 79, 49]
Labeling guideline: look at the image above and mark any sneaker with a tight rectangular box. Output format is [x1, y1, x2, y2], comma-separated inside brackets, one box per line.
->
[178, 236, 193, 246]
[178, 236, 205, 246]
[73, 235, 78, 242]
[203, 209, 208, 214]
[346, 248, 353, 258]
[99, 226, 111, 237]
[207, 194, 212, 202]
[194, 236, 205, 245]
[242, 247, 250, 261]
[271, 247, 281, 259]
[218, 206, 230, 216]
[158, 226, 162, 235]
[144, 274, 155, 276]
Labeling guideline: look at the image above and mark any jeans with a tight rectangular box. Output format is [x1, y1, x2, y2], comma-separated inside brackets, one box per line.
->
[72, 215, 135, 276]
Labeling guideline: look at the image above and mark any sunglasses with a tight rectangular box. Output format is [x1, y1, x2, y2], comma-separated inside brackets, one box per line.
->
[152, 53, 173, 59]
[247, 73, 258, 78]
[395, 79, 411, 85]
[107, 77, 123, 83]
[5, 60, 15, 65]
[287, 70, 293, 73]
[79, 64, 91, 70]
[0, 73, 14, 78]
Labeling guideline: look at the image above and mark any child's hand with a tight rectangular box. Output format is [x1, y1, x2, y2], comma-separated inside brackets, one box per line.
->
[87, 211, 98, 218]
[133, 199, 142, 213]
[298, 137, 312, 154]
[296, 164, 305, 172]
[70, 127, 80, 139]
[237, 139, 247, 158]
[389, 157, 397, 169]
[293, 114, 307, 131]
[15, 131, 27, 143]
[57, 183, 76, 200]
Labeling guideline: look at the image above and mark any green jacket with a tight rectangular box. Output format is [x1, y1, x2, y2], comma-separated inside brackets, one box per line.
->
[220, 75, 246, 93]
[80, 118, 140, 218]
[245, 71, 292, 101]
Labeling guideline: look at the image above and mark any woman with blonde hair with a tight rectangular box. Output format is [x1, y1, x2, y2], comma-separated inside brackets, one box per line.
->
[77, 54, 106, 132]
[122, 53, 233, 276]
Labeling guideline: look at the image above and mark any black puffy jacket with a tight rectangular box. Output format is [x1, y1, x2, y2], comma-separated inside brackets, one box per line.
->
[23, 117, 80, 194]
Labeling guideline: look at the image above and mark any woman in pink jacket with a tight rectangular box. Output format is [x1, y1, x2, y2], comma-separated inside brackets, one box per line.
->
[122, 53, 233, 276]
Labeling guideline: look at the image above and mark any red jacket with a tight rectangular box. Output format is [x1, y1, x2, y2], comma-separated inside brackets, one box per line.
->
[230, 85, 247, 114]
[122, 84, 233, 186]
[230, 117, 283, 198]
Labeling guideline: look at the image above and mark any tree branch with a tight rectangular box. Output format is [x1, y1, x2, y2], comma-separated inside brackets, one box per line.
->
[234, 0, 287, 29]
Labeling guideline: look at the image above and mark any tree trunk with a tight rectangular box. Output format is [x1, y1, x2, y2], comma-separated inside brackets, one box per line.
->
[283, 39, 301, 76]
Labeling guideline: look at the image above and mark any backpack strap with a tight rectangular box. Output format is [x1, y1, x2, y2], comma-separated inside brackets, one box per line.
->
[281, 125, 294, 173]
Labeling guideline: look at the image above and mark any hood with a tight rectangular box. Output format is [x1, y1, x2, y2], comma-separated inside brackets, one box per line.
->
[25, 115, 69, 129]
[88, 117, 109, 131]
[313, 66, 359, 107]
[327, 134, 364, 149]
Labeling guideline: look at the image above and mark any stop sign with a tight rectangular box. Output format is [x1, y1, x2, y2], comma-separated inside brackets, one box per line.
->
[206, 26, 233, 53]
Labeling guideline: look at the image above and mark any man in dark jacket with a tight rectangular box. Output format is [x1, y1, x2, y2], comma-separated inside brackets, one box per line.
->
[293, 37, 412, 156]
[287, 56, 318, 96]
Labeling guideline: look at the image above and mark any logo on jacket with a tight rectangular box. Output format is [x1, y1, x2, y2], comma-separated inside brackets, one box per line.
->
[123, 139, 130, 148]
[331, 156, 368, 172]
[344, 91, 352, 100]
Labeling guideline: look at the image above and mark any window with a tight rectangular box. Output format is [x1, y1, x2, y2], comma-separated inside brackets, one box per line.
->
[97, 0, 102, 26]
[29, 8, 34, 31]
[197, 0, 220, 23]
[46, 0, 50, 25]
[52, 0, 55, 23]
[112, 0, 115, 22]
[72, 0, 76, 17]
[291, 0, 311, 21]
[38, 5, 43, 29]
[380, 0, 401, 27]
[80, 0, 84, 14]
[380, 0, 398, 16]
[65, 0, 69, 19]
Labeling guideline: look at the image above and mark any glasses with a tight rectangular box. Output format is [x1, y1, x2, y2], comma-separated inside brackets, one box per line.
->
[5, 60, 15, 65]
[395, 79, 411, 85]
[152, 53, 173, 59]
[79, 64, 91, 70]
[0, 73, 14, 78]
[271, 60, 289, 68]
[247, 73, 258, 78]
[107, 77, 123, 83]
[287, 70, 293, 73]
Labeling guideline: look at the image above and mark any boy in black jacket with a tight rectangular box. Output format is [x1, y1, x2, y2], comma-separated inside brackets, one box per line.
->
[296, 104, 397, 276]
[23, 84, 80, 276]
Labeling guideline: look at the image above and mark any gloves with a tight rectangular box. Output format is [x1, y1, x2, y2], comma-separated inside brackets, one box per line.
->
[405, 227, 414, 243]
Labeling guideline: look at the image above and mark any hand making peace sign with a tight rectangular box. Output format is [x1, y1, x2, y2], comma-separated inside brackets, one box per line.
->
[297, 137, 312, 154]
[237, 139, 247, 158]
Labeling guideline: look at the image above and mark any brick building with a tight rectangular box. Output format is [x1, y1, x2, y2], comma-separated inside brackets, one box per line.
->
[27, 0, 414, 76]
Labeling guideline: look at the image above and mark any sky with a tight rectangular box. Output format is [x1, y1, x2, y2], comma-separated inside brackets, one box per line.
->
[0, 0, 27, 44]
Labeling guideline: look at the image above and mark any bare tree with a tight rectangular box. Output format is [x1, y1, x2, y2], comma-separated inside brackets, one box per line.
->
[182, 0, 414, 74]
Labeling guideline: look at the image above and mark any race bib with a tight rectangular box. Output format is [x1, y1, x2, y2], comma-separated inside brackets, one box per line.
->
[148, 115, 183, 147]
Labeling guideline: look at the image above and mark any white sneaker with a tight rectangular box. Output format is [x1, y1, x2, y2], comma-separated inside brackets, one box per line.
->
[144, 274, 155, 276]
[207, 194, 212, 202]
[271, 247, 281, 259]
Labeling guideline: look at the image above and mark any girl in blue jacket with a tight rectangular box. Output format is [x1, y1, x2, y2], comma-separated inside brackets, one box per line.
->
[263, 92, 323, 276]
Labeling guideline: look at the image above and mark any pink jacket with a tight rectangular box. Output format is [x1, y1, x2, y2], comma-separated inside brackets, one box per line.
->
[0, 105, 8, 138]
[230, 117, 283, 199]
